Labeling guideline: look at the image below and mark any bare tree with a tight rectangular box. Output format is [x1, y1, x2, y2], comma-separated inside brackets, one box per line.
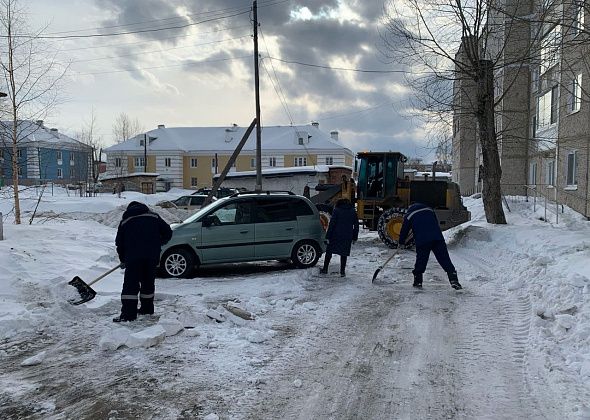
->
[112, 112, 143, 143]
[381, 0, 549, 223]
[0, 0, 67, 224]
[76, 109, 103, 184]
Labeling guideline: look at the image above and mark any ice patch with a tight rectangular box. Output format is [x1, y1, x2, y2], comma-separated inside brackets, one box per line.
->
[127, 325, 167, 348]
[203, 414, 219, 420]
[99, 327, 131, 351]
[21, 350, 47, 366]
[158, 317, 184, 337]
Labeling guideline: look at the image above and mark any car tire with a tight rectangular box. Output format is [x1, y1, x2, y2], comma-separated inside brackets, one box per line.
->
[162, 248, 195, 278]
[291, 240, 320, 268]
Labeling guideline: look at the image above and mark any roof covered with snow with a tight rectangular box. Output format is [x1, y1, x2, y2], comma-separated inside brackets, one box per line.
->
[0, 120, 90, 150]
[103, 125, 352, 154]
[213, 165, 352, 179]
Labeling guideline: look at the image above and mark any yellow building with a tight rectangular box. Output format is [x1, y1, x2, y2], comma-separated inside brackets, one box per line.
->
[104, 123, 354, 190]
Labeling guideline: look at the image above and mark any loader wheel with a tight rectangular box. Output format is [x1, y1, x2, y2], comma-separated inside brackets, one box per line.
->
[377, 208, 410, 249]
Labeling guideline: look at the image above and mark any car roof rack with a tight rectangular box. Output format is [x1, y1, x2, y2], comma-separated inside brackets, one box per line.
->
[229, 190, 296, 197]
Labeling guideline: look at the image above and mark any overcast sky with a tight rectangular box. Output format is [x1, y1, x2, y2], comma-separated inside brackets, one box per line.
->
[24, 0, 438, 161]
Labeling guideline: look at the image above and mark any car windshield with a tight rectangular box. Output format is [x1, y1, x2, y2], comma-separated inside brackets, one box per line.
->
[182, 196, 230, 224]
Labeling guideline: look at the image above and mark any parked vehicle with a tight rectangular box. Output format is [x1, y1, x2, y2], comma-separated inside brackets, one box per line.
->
[160, 191, 326, 278]
[156, 194, 215, 211]
[193, 187, 240, 199]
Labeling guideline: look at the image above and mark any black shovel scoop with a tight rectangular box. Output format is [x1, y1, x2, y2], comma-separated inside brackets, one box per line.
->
[68, 263, 123, 305]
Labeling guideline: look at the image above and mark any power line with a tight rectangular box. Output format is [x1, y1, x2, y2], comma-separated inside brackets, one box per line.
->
[4, 10, 250, 40]
[68, 35, 251, 64]
[56, 25, 252, 51]
[267, 56, 408, 74]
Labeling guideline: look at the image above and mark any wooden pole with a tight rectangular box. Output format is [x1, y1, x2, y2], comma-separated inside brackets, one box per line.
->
[253, 1, 262, 191]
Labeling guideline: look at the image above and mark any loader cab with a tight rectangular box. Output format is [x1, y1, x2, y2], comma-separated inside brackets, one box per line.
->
[356, 152, 406, 200]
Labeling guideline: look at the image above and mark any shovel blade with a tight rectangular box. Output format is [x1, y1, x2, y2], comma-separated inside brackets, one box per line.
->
[68, 276, 97, 305]
[371, 267, 382, 283]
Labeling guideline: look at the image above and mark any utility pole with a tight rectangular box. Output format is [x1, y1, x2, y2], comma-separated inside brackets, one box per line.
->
[253, 0, 262, 191]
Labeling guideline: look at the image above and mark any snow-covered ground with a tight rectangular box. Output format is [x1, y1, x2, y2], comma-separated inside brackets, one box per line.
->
[0, 185, 589, 419]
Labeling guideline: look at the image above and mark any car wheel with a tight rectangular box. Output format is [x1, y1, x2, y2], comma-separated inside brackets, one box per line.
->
[291, 240, 320, 268]
[162, 248, 195, 278]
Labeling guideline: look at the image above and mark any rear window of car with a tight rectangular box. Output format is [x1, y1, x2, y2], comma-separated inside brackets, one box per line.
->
[292, 198, 314, 216]
[191, 196, 206, 205]
[254, 198, 296, 223]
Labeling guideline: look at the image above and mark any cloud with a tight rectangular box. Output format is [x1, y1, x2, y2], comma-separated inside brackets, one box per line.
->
[88, 0, 437, 160]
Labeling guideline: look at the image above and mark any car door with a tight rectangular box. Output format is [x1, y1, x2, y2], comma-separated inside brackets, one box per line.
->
[199, 199, 255, 263]
[254, 197, 297, 259]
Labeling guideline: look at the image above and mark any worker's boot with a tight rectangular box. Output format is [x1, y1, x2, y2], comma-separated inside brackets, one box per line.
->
[138, 298, 154, 315]
[413, 273, 423, 288]
[447, 271, 462, 290]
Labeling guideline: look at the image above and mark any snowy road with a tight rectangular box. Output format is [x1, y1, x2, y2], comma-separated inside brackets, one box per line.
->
[0, 239, 565, 419]
[241, 247, 551, 419]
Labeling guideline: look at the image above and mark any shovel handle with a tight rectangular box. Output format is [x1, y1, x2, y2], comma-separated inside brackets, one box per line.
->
[87, 263, 123, 287]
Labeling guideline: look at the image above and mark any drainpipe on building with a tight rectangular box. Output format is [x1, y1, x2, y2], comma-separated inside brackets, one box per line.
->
[586, 136, 590, 220]
[143, 133, 147, 173]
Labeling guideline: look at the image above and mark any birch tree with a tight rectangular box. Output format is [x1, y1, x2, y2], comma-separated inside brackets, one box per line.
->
[0, 0, 66, 224]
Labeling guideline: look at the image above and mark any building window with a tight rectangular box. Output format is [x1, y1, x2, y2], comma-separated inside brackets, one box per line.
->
[566, 151, 578, 186]
[545, 160, 555, 186]
[0, 149, 3, 159]
[211, 158, 217, 169]
[191, 177, 198, 187]
[269, 157, 277, 167]
[298, 137, 304, 145]
[139, 138, 145, 147]
[250, 158, 256, 168]
[17, 149, 23, 159]
[537, 86, 558, 129]
[190, 158, 198, 168]
[115, 157, 122, 168]
[56, 150, 62, 162]
[17, 166, 22, 176]
[574, 2, 585, 36]
[57, 168, 62, 178]
[294, 157, 307, 166]
[568, 74, 582, 113]
[529, 162, 537, 185]
[325, 157, 334, 165]
[540, 26, 560, 74]
[70, 154, 75, 165]
[135, 157, 145, 168]
[165, 157, 171, 167]
[69, 168, 74, 178]
[531, 67, 540, 93]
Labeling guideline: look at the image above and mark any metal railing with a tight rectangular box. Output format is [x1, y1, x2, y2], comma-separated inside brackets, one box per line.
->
[502, 183, 563, 223]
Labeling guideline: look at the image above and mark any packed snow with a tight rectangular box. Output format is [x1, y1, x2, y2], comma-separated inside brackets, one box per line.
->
[0, 184, 589, 418]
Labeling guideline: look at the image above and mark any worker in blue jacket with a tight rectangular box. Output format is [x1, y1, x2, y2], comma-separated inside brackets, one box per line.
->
[114, 201, 173, 322]
[398, 202, 462, 289]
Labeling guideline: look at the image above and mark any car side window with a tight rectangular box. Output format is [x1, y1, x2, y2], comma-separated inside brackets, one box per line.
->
[254, 198, 295, 223]
[191, 197, 205, 206]
[292, 199, 314, 216]
[175, 196, 189, 206]
[208, 200, 252, 225]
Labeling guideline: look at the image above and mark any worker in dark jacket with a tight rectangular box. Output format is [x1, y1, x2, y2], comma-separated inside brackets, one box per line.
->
[398, 202, 462, 290]
[114, 201, 173, 322]
[320, 198, 359, 277]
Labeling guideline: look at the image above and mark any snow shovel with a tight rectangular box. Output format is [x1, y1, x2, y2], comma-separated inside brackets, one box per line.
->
[372, 250, 400, 283]
[68, 263, 123, 305]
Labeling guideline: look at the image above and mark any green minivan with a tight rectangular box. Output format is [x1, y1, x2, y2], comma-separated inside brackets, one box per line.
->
[160, 191, 326, 277]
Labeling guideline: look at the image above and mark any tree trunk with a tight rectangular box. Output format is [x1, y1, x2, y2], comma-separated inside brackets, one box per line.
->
[476, 60, 507, 224]
[7, 5, 21, 225]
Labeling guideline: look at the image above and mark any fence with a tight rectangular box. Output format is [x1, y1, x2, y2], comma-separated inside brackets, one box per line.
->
[502, 183, 563, 224]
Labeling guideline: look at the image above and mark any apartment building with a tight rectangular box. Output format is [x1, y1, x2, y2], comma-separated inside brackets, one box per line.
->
[453, 0, 590, 218]
[103, 123, 354, 191]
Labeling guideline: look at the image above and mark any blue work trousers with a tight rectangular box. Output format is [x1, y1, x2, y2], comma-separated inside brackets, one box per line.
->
[413, 240, 456, 275]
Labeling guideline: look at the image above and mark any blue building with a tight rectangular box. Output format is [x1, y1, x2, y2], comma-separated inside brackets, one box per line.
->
[0, 120, 92, 186]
